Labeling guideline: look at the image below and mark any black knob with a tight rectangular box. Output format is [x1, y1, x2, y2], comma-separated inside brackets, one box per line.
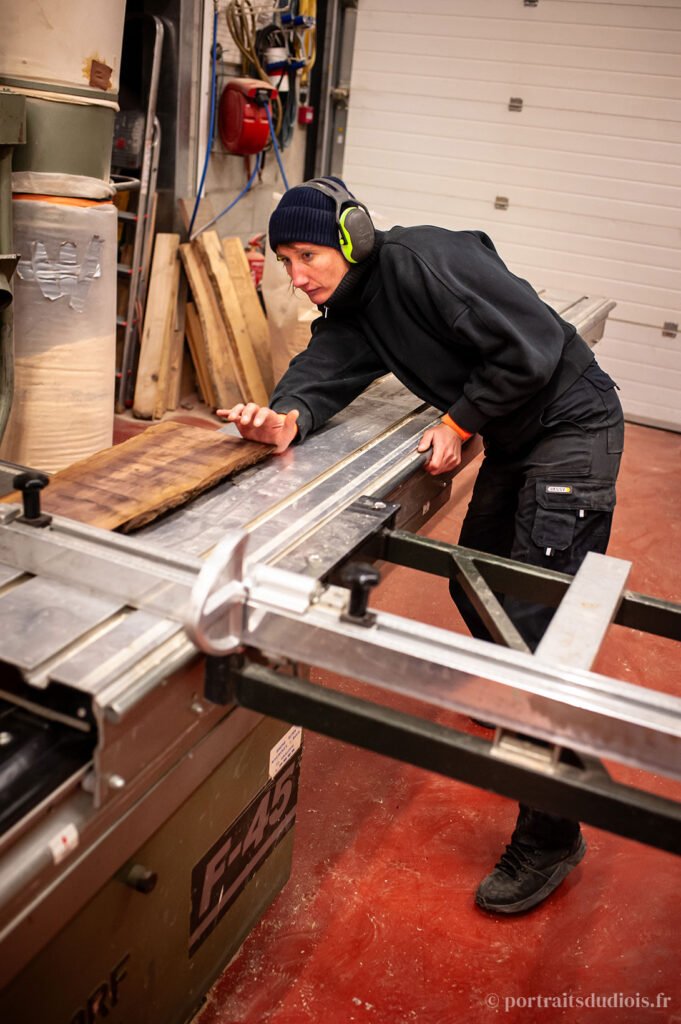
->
[341, 562, 380, 626]
[13, 472, 52, 528]
[123, 864, 158, 895]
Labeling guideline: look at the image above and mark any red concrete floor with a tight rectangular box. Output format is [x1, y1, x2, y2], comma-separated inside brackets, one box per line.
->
[196, 423, 681, 1024]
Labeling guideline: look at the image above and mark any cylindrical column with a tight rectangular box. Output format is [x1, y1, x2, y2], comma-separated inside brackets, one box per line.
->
[0, 0, 127, 181]
[0, 179, 117, 471]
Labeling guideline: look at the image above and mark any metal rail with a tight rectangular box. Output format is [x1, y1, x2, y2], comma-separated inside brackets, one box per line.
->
[368, 529, 681, 642]
[220, 660, 681, 856]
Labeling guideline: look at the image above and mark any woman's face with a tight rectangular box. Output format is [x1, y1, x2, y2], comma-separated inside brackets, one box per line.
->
[276, 242, 349, 305]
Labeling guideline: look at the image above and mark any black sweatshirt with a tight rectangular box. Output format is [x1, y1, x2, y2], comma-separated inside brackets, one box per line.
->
[270, 226, 594, 452]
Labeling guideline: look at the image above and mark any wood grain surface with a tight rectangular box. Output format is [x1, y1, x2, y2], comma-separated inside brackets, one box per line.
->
[2, 422, 273, 533]
[222, 236, 274, 396]
[179, 243, 242, 410]
[133, 233, 181, 420]
[196, 232, 269, 406]
[185, 301, 217, 407]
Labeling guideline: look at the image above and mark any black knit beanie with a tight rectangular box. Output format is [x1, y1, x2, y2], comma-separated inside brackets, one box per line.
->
[269, 177, 352, 252]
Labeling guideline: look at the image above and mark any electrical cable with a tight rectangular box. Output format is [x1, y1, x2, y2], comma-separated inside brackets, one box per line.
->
[264, 101, 290, 191]
[225, 0, 283, 135]
[294, 0, 317, 88]
[188, 2, 219, 239]
[278, 68, 297, 149]
[190, 151, 263, 241]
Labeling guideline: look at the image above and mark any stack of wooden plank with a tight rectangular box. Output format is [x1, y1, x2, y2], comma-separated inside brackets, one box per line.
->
[132, 230, 273, 419]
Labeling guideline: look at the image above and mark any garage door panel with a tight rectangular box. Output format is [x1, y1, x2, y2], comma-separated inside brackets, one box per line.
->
[603, 337, 681, 372]
[348, 110, 681, 176]
[360, 10, 681, 52]
[352, 69, 681, 122]
[616, 399, 681, 428]
[348, 162, 680, 231]
[364, 0, 681, 20]
[347, 2, 681, 429]
[363, 181, 678, 317]
[565, 0, 681, 8]
[361, 52, 681, 102]
[593, 356, 681, 405]
[356, 31, 681, 77]
[595, 356, 681, 391]
[358, 183, 681, 253]
[508, 263, 677, 327]
[462, 218, 679, 278]
[603, 321, 681, 352]
[351, 88, 681, 144]
[347, 130, 681, 205]
[496, 240, 680, 294]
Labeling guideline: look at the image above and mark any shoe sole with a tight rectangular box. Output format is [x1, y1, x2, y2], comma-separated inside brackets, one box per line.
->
[475, 835, 587, 915]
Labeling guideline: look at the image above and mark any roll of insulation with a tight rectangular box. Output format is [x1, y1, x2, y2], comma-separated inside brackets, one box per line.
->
[0, 184, 116, 473]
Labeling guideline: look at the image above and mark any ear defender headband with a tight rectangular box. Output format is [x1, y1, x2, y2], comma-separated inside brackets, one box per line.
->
[304, 178, 375, 264]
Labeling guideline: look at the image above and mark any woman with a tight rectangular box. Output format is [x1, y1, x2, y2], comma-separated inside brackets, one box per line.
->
[219, 177, 624, 915]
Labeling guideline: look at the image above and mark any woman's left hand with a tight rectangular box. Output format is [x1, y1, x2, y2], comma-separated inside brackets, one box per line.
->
[417, 423, 463, 475]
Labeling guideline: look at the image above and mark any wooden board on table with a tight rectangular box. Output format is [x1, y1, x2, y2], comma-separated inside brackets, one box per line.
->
[180, 243, 243, 411]
[196, 232, 269, 407]
[1, 422, 273, 533]
[222, 236, 273, 395]
[133, 233, 181, 420]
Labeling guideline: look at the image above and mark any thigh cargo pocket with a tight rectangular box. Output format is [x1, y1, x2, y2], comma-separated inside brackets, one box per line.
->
[531, 479, 616, 558]
[583, 365, 625, 455]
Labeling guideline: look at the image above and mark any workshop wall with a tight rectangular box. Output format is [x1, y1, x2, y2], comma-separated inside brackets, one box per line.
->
[341, 0, 681, 431]
[193, 0, 312, 241]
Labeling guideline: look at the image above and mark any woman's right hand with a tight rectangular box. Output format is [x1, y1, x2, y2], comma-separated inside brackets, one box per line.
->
[217, 404, 300, 454]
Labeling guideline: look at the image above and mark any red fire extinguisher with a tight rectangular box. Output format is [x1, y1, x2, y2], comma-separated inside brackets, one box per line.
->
[246, 234, 266, 289]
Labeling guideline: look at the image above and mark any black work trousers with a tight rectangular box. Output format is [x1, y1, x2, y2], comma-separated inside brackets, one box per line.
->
[449, 361, 624, 848]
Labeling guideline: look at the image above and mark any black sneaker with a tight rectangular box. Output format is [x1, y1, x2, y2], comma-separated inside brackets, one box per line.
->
[475, 833, 587, 914]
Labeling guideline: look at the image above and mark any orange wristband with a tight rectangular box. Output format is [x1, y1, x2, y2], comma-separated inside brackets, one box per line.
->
[441, 414, 472, 441]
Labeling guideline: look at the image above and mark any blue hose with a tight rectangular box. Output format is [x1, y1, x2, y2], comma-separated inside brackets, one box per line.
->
[190, 152, 263, 240]
[265, 102, 290, 192]
[188, 5, 219, 238]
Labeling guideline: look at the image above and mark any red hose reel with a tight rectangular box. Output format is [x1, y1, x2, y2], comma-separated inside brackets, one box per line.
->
[218, 78, 277, 155]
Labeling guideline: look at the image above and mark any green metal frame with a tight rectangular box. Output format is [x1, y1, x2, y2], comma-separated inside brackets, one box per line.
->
[204, 524, 681, 856]
[365, 528, 681, 644]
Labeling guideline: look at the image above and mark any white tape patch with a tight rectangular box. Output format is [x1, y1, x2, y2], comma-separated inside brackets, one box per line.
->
[269, 726, 302, 779]
[48, 823, 79, 865]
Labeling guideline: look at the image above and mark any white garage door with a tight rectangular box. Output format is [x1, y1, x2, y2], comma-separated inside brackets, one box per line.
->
[342, 0, 681, 431]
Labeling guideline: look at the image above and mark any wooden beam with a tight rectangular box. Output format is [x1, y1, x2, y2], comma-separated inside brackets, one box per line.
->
[165, 279, 187, 411]
[133, 233, 180, 420]
[222, 236, 273, 396]
[179, 243, 242, 410]
[185, 301, 216, 408]
[195, 231, 268, 406]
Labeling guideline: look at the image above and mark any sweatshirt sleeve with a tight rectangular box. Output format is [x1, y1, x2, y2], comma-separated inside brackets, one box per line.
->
[269, 315, 387, 441]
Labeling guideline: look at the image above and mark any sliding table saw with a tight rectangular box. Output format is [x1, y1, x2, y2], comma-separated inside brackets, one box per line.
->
[0, 294, 679, 1024]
